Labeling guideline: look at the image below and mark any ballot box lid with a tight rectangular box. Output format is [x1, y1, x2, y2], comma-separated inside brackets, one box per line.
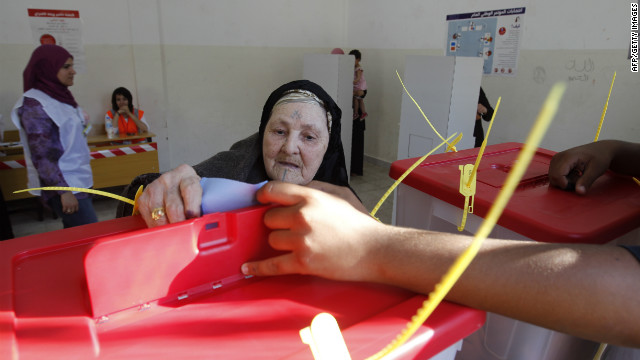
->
[0, 205, 484, 359]
[390, 142, 640, 244]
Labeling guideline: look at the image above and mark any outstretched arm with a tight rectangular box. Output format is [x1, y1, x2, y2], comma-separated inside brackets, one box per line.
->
[243, 182, 640, 347]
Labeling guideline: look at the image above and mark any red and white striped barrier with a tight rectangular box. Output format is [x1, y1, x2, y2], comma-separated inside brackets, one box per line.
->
[0, 143, 157, 170]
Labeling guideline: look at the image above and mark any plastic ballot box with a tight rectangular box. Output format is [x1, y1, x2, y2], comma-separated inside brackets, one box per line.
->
[0, 204, 485, 360]
[390, 142, 640, 360]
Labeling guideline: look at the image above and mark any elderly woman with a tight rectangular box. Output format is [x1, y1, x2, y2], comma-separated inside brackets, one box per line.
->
[11, 45, 98, 228]
[118, 80, 365, 227]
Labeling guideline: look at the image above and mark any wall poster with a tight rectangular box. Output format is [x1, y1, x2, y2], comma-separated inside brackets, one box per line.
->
[28, 8, 86, 73]
[446, 7, 525, 76]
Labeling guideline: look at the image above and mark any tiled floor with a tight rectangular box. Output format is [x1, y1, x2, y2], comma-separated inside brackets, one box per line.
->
[6, 160, 395, 239]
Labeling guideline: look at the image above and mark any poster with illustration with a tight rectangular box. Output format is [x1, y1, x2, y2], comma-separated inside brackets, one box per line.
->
[28, 9, 86, 73]
[446, 7, 525, 76]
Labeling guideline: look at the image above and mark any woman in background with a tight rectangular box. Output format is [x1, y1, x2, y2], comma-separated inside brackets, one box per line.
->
[11, 44, 97, 228]
[105, 87, 149, 139]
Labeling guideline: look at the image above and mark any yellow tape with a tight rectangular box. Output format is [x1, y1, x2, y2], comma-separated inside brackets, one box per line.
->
[131, 185, 144, 215]
[593, 71, 616, 142]
[366, 82, 566, 360]
[458, 97, 500, 231]
[467, 97, 501, 188]
[457, 164, 476, 232]
[396, 70, 457, 152]
[457, 196, 471, 232]
[14, 186, 135, 205]
[369, 133, 459, 220]
[447, 133, 463, 153]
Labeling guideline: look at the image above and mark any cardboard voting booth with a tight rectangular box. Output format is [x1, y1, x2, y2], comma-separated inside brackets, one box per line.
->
[1, 205, 485, 359]
[390, 142, 640, 360]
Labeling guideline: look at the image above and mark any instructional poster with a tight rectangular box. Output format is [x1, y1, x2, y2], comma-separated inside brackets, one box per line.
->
[446, 7, 525, 76]
[28, 8, 86, 73]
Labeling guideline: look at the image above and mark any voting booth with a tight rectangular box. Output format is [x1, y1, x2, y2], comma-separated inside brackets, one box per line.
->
[390, 142, 640, 360]
[1, 204, 485, 359]
[303, 53, 355, 178]
[397, 55, 483, 160]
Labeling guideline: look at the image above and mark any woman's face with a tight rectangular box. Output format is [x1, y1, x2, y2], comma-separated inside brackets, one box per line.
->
[262, 102, 329, 185]
[56, 58, 76, 87]
[115, 94, 129, 109]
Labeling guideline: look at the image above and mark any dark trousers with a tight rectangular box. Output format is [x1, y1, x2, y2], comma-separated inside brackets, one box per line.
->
[351, 118, 365, 175]
[0, 187, 14, 240]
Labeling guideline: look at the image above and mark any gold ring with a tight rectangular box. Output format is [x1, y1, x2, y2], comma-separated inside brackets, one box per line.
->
[151, 207, 165, 221]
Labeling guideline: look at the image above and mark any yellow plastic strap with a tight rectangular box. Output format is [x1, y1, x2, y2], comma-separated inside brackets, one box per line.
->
[14, 186, 135, 205]
[457, 196, 471, 232]
[593, 71, 616, 142]
[467, 97, 501, 188]
[458, 97, 500, 231]
[447, 133, 463, 153]
[370, 133, 459, 220]
[131, 185, 144, 215]
[634, 177, 640, 187]
[396, 70, 457, 152]
[365, 82, 566, 360]
[457, 164, 476, 232]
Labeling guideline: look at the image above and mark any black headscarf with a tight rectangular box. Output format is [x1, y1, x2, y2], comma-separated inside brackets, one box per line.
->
[117, 80, 352, 217]
[257, 79, 349, 187]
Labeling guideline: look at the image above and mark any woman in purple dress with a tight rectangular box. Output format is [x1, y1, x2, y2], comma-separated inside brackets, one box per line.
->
[11, 45, 97, 228]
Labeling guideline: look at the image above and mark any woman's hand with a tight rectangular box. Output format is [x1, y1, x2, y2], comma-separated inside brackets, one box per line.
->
[60, 192, 79, 215]
[117, 106, 132, 118]
[137, 164, 203, 227]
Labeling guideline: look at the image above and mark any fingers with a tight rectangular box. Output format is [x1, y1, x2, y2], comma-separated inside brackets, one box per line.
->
[241, 253, 301, 277]
[60, 192, 79, 214]
[138, 179, 172, 227]
[179, 174, 202, 219]
[137, 164, 202, 227]
[548, 160, 571, 190]
[575, 161, 607, 195]
[256, 181, 312, 207]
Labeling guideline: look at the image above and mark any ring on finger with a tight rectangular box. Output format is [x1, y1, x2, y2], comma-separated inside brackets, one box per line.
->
[151, 207, 166, 221]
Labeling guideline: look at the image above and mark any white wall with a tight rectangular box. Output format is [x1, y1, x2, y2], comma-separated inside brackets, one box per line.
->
[1, 0, 346, 171]
[1, 0, 638, 173]
[347, 0, 638, 160]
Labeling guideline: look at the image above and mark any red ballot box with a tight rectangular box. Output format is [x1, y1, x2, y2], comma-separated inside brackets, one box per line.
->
[390, 142, 640, 360]
[0, 205, 484, 360]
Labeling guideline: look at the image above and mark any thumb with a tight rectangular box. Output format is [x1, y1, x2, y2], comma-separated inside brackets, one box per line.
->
[256, 181, 315, 206]
[574, 162, 605, 194]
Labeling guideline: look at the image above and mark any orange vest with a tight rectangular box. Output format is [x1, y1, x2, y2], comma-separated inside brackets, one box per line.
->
[107, 109, 145, 143]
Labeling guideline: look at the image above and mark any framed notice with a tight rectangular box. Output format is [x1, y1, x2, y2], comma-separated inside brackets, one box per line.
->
[446, 7, 525, 76]
[28, 9, 86, 73]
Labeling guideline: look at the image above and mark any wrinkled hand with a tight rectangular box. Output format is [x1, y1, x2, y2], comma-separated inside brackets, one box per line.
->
[137, 164, 203, 227]
[548, 142, 615, 194]
[241, 181, 386, 282]
[60, 192, 79, 215]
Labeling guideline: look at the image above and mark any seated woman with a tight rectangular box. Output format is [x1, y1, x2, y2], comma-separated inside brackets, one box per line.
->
[117, 80, 366, 227]
[105, 87, 149, 142]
